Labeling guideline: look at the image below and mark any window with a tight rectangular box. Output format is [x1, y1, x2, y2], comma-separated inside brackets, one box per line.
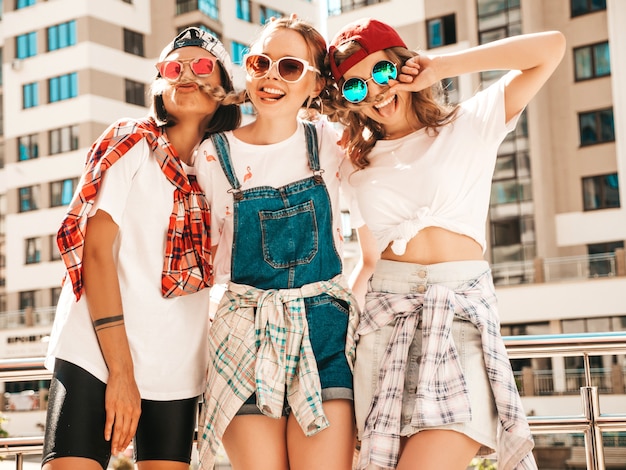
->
[19, 291, 35, 310]
[198, 25, 219, 37]
[492, 219, 520, 247]
[125, 79, 145, 106]
[477, 0, 521, 46]
[588, 241, 624, 277]
[18, 134, 38, 161]
[49, 72, 78, 103]
[579, 108, 614, 146]
[571, 0, 606, 17]
[327, 0, 386, 16]
[236, 0, 250, 21]
[260, 6, 282, 24]
[51, 286, 62, 306]
[582, 173, 620, 211]
[231, 41, 248, 65]
[16, 31, 37, 59]
[16, 0, 35, 9]
[199, 0, 218, 18]
[23, 82, 38, 108]
[441, 77, 459, 105]
[50, 236, 62, 262]
[50, 178, 78, 207]
[48, 20, 77, 52]
[124, 28, 144, 57]
[19, 186, 38, 212]
[49, 125, 79, 155]
[176, 0, 218, 19]
[574, 42, 610, 81]
[493, 151, 530, 180]
[25, 237, 41, 264]
[490, 180, 532, 205]
[427, 14, 456, 49]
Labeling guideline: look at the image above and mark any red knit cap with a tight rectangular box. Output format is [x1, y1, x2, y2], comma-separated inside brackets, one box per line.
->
[328, 18, 407, 81]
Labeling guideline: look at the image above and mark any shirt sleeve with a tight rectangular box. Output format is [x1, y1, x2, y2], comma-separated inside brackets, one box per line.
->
[339, 158, 365, 229]
[463, 72, 522, 142]
[195, 137, 228, 248]
[88, 139, 147, 225]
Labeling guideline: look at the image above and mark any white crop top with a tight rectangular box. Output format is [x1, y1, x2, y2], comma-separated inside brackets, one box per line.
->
[342, 75, 520, 255]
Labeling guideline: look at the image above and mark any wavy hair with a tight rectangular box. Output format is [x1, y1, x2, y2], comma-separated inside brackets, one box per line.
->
[324, 43, 459, 169]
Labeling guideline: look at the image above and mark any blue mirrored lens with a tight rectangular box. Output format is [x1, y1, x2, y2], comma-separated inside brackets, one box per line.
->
[342, 78, 368, 103]
[372, 61, 397, 85]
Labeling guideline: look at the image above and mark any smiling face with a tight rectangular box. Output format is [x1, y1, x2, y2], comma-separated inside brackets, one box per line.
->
[159, 45, 223, 123]
[342, 50, 414, 137]
[246, 28, 323, 120]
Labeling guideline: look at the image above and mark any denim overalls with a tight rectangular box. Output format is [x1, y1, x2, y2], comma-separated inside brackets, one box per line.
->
[210, 122, 353, 398]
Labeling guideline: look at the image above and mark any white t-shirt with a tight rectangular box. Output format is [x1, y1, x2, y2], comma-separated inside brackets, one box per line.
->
[46, 139, 211, 400]
[195, 118, 346, 284]
[342, 75, 520, 254]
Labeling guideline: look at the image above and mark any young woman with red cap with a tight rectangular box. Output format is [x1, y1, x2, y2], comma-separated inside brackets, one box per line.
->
[326, 17, 565, 470]
[194, 16, 358, 470]
[42, 28, 240, 470]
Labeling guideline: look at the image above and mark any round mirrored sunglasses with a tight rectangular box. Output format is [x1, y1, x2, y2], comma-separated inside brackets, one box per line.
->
[342, 60, 398, 104]
[245, 53, 320, 83]
[155, 57, 217, 82]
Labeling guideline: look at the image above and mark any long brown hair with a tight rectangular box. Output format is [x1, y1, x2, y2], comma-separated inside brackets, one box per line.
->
[324, 42, 459, 169]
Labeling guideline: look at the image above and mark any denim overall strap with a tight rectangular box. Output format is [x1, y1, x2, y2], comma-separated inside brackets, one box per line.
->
[225, 122, 342, 290]
[303, 121, 319, 171]
[210, 132, 243, 200]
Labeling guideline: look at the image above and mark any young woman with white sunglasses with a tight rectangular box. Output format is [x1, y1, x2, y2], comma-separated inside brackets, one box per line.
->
[194, 16, 358, 470]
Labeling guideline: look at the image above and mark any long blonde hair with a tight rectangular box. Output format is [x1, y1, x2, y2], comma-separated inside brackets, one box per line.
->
[324, 43, 459, 169]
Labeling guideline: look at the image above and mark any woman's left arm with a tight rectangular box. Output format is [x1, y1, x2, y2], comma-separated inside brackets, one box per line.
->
[395, 31, 566, 121]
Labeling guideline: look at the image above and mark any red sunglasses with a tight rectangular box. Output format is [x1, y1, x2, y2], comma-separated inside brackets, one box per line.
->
[155, 57, 217, 82]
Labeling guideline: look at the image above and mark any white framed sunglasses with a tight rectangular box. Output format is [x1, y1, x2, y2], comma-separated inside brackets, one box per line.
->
[244, 53, 320, 83]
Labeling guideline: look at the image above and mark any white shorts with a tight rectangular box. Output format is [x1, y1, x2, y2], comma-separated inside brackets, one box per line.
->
[354, 259, 498, 455]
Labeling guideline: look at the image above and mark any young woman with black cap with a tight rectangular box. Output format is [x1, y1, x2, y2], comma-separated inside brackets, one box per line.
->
[42, 27, 240, 470]
[326, 17, 565, 470]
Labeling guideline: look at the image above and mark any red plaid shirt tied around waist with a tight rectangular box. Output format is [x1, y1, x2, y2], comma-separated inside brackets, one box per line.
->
[57, 118, 212, 300]
[357, 271, 536, 470]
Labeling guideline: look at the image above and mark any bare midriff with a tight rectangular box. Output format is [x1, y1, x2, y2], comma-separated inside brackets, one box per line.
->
[381, 226, 484, 265]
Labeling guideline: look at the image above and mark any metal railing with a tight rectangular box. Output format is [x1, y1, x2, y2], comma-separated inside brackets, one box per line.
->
[1, 333, 626, 470]
[504, 332, 626, 470]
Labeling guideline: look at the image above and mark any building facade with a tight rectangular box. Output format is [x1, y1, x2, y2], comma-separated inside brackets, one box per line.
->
[0, 0, 625, 464]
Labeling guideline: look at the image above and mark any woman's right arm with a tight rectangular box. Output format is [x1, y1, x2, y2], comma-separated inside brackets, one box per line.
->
[82, 209, 141, 456]
[349, 225, 380, 309]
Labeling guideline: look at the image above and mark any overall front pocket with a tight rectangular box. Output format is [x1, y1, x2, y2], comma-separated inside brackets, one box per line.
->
[259, 200, 319, 268]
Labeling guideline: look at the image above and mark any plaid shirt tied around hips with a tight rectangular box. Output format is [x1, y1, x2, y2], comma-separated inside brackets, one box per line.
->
[357, 271, 536, 470]
[198, 274, 359, 470]
[56, 118, 212, 300]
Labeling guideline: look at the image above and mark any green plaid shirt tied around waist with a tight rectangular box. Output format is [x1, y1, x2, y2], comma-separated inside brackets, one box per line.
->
[56, 118, 212, 301]
[198, 274, 358, 470]
[357, 271, 536, 470]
